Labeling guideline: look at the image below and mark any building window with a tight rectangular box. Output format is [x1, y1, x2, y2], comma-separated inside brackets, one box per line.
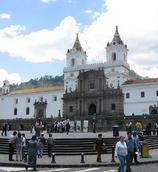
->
[141, 91, 145, 98]
[26, 97, 30, 103]
[70, 73, 74, 77]
[26, 107, 30, 115]
[89, 81, 95, 90]
[15, 98, 18, 104]
[156, 91, 158, 97]
[71, 58, 75, 66]
[14, 108, 17, 115]
[54, 96, 57, 101]
[126, 93, 130, 99]
[112, 52, 116, 61]
[82, 59, 84, 64]
[69, 106, 73, 112]
[111, 104, 116, 111]
[124, 53, 126, 60]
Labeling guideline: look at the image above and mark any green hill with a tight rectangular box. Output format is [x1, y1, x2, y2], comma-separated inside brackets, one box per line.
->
[11, 75, 64, 90]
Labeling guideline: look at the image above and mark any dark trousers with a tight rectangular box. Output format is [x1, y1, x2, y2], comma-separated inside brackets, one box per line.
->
[126, 152, 133, 172]
[28, 154, 37, 170]
[9, 143, 14, 160]
[133, 151, 138, 163]
[1, 129, 7, 136]
[66, 128, 70, 135]
[48, 144, 53, 157]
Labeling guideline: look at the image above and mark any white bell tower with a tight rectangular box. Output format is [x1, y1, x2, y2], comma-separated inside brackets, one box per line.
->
[105, 26, 130, 88]
[106, 26, 128, 64]
[2, 80, 10, 94]
[64, 34, 87, 92]
[66, 33, 87, 68]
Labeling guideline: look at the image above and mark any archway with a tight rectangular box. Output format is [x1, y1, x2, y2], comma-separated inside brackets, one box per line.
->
[37, 109, 44, 119]
[34, 100, 47, 119]
[89, 104, 96, 115]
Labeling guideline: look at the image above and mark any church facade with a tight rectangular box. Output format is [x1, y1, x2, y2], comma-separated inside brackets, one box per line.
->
[63, 69, 124, 130]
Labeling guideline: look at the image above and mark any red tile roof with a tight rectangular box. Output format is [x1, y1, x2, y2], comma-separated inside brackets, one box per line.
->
[7, 86, 64, 95]
[123, 78, 158, 85]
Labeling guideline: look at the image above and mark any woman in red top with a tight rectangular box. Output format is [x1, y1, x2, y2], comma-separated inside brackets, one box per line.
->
[95, 133, 104, 162]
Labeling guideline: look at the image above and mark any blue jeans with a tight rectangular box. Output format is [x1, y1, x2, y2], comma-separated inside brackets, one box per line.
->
[118, 155, 126, 172]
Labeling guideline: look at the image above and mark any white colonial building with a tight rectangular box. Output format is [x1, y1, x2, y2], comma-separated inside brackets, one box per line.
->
[0, 26, 158, 119]
[122, 79, 158, 116]
[0, 82, 64, 119]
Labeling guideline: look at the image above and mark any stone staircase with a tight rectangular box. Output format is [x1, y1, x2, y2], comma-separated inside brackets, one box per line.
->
[0, 135, 157, 156]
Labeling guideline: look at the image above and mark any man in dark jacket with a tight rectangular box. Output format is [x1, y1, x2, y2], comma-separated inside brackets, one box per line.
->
[9, 131, 17, 161]
[47, 133, 54, 157]
[26, 135, 38, 171]
[125, 131, 137, 172]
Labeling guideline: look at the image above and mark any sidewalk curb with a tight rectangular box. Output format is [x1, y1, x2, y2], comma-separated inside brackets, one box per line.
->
[1, 160, 158, 168]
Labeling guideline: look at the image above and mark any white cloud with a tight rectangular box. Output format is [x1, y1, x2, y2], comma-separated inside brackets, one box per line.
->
[85, 10, 100, 20]
[0, 13, 11, 19]
[41, 0, 57, 3]
[81, 0, 158, 78]
[0, 69, 21, 86]
[85, 10, 93, 15]
[0, 0, 158, 78]
[0, 16, 79, 63]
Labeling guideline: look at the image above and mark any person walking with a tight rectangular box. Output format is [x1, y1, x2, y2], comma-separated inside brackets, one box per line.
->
[21, 133, 27, 160]
[125, 131, 137, 172]
[47, 133, 54, 157]
[35, 119, 43, 137]
[65, 120, 70, 135]
[92, 122, 96, 133]
[115, 136, 128, 172]
[37, 133, 45, 158]
[1, 122, 8, 136]
[26, 135, 38, 171]
[9, 131, 17, 161]
[15, 132, 23, 161]
[95, 133, 104, 162]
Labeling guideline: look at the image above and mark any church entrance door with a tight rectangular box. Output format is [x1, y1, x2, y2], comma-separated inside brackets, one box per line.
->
[89, 104, 96, 115]
[34, 100, 47, 119]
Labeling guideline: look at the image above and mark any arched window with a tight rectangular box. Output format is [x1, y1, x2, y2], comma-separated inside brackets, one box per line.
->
[126, 93, 130, 99]
[89, 104, 96, 115]
[82, 59, 84, 64]
[71, 58, 75, 66]
[111, 104, 116, 111]
[26, 107, 30, 115]
[14, 108, 17, 115]
[124, 53, 126, 60]
[112, 52, 116, 61]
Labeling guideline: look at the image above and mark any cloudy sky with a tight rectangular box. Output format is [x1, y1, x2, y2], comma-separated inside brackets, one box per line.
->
[0, 0, 158, 86]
